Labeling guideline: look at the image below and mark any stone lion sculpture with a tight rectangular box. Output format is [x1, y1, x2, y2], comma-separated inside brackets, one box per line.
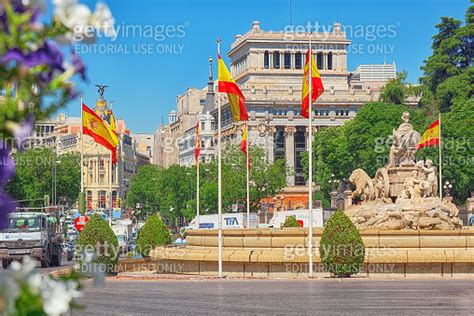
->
[349, 169, 375, 202]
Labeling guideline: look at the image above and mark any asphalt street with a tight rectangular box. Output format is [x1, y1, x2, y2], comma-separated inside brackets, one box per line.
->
[75, 278, 474, 315]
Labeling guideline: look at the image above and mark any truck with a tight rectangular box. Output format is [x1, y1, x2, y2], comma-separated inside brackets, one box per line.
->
[187, 212, 258, 229]
[268, 209, 324, 228]
[112, 223, 133, 254]
[0, 209, 63, 268]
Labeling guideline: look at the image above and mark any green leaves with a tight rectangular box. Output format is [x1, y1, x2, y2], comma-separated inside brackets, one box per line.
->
[320, 210, 365, 277]
[5, 148, 80, 207]
[136, 215, 172, 257]
[127, 144, 287, 223]
[77, 214, 119, 274]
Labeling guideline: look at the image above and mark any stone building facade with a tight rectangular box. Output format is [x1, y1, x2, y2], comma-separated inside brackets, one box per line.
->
[157, 21, 413, 211]
[28, 98, 145, 210]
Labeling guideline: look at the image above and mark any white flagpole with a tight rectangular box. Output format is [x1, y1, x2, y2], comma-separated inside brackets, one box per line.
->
[308, 35, 314, 278]
[80, 96, 84, 214]
[217, 38, 223, 278]
[246, 123, 250, 228]
[109, 101, 114, 226]
[109, 150, 113, 226]
[438, 113, 442, 199]
[196, 115, 200, 229]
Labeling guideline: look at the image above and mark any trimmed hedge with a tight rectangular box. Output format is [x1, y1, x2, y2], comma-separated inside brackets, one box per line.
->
[77, 214, 119, 274]
[320, 210, 365, 277]
[136, 214, 172, 257]
[282, 216, 301, 228]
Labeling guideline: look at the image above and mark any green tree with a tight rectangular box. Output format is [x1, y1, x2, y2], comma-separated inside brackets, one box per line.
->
[127, 164, 162, 214]
[198, 144, 287, 216]
[379, 71, 409, 105]
[76, 214, 119, 274]
[6, 148, 80, 207]
[55, 152, 80, 207]
[320, 210, 365, 277]
[420, 5, 474, 112]
[136, 214, 172, 257]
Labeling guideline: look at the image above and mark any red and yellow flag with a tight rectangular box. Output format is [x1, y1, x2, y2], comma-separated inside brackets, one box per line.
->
[417, 119, 440, 150]
[301, 48, 324, 118]
[240, 124, 250, 168]
[195, 120, 201, 166]
[109, 107, 118, 138]
[82, 103, 118, 164]
[218, 54, 248, 121]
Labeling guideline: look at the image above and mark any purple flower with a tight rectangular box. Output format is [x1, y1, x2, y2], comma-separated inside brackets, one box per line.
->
[2, 41, 65, 72]
[0, 192, 15, 229]
[71, 51, 87, 81]
[0, 142, 14, 186]
[65, 85, 79, 100]
[5, 114, 35, 150]
[0, 142, 16, 229]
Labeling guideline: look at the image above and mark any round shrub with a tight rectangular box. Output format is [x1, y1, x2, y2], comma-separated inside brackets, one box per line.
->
[320, 210, 365, 277]
[77, 214, 119, 274]
[136, 214, 172, 257]
[282, 216, 301, 228]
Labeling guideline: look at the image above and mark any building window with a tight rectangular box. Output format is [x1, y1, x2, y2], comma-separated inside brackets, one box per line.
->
[327, 52, 333, 70]
[274, 126, 285, 161]
[99, 190, 106, 209]
[284, 53, 291, 69]
[87, 191, 93, 210]
[294, 127, 306, 186]
[317, 53, 323, 70]
[273, 51, 280, 69]
[112, 191, 117, 208]
[264, 51, 269, 69]
[295, 52, 302, 69]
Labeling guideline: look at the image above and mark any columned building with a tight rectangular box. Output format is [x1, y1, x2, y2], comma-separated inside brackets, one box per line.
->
[28, 97, 143, 210]
[210, 21, 400, 209]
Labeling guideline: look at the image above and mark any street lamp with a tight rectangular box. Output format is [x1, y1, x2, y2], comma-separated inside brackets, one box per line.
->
[443, 181, 453, 197]
[328, 174, 340, 192]
[51, 160, 60, 206]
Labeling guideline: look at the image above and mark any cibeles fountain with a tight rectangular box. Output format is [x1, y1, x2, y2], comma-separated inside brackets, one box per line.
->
[346, 112, 462, 230]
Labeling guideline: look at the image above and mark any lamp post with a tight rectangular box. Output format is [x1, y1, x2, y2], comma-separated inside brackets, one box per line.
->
[52, 159, 60, 207]
[328, 174, 340, 192]
[443, 181, 453, 197]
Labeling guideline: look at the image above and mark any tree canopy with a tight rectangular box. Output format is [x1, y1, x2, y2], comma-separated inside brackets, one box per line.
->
[6, 148, 80, 207]
[127, 144, 286, 223]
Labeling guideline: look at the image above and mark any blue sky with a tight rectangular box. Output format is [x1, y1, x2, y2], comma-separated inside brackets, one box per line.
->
[64, 0, 469, 133]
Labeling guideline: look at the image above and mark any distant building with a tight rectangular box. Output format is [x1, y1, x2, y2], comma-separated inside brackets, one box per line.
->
[160, 21, 410, 212]
[131, 133, 154, 162]
[350, 63, 397, 89]
[27, 96, 142, 210]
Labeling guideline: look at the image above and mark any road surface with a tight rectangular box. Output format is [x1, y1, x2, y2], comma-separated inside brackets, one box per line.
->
[76, 278, 473, 315]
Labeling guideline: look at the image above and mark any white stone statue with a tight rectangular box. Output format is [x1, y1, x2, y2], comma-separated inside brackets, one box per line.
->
[417, 159, 438, 197]
[388, 112, 421, 167]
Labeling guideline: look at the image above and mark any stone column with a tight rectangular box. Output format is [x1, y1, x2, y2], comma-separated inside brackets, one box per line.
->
[267, 126, 276, 163]
[284, 126, 296, 186]
[269, 51, 273, 69]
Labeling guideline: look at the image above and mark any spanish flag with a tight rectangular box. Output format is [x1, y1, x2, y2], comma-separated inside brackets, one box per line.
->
[109, 107, 118, 138]
[218, 54, 248, 121]
[240, 123, 250, 168]
[195, 120, 201, 167]
[301, 48, 324, 118]
[82, 103, 118, 164]
[417, 119, 440, 150]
